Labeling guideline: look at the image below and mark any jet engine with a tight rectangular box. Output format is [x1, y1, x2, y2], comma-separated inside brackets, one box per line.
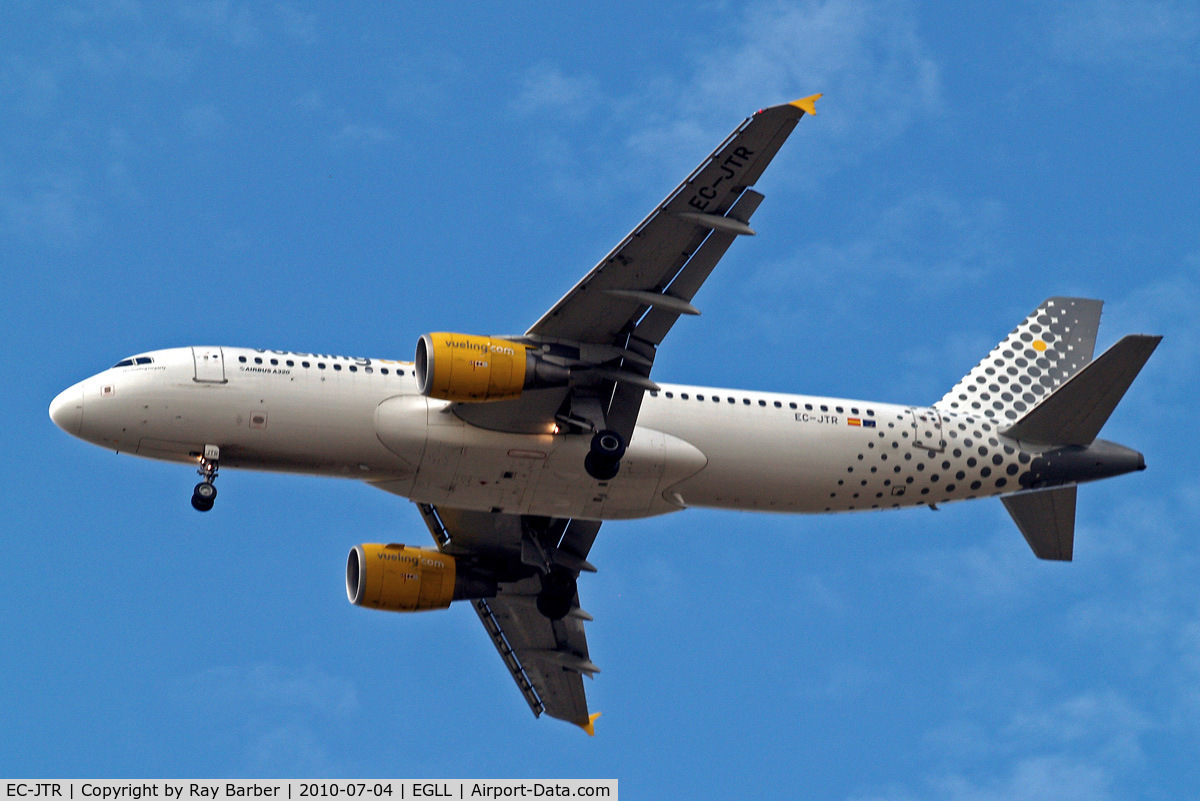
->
[346, 543, 495, 612]
[415, 333, 569, 402]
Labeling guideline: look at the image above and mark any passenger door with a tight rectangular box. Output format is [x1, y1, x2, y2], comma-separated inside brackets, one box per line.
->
[192, 347, 227, 383]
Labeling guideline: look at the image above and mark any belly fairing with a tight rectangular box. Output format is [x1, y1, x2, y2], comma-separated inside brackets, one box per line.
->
[376, 397, 707, 519]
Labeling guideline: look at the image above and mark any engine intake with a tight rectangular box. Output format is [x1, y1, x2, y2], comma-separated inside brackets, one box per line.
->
[415, 333, 569, 402]
[346, 543, 495, 613]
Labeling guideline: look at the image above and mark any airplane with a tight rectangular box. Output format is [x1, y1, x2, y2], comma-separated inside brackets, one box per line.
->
[48, 95, 1161, 735]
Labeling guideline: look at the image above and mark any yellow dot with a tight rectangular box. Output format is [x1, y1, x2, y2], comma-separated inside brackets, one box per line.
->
[1032, 340, 1047, 352]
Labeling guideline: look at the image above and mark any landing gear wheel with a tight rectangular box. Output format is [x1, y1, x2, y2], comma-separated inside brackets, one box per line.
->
[536, 566, 577, 621]
[584, 452, 619, 481]
[537, 593, 572, 621]
[193, 444, 220, 512]
[591, 429, 626, 460]
[585, 429, 625, 480]
[191, 481, 216, 512]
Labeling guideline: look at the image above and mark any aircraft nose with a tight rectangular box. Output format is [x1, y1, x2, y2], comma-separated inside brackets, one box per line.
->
[49, 385, 84, 436]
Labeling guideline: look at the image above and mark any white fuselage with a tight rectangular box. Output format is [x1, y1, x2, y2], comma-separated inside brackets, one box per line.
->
[51, 346, 1036, 519]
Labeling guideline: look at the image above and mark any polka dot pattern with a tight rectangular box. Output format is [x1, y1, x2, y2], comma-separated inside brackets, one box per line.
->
[821, 407, 1034, 511]
[934, 297, 1103, 425]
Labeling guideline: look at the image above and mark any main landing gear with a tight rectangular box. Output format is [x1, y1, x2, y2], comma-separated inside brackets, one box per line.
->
[584, 429, 626, 481]
[191, 444, 220, 512]
[536, 565, 578, 621]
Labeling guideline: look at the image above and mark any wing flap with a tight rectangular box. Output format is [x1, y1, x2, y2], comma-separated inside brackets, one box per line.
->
[485, 579, 594, 727]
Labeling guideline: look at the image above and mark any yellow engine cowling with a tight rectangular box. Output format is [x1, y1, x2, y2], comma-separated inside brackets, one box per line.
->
[415, 333, 528, 402]
[346, 543, 457, 612]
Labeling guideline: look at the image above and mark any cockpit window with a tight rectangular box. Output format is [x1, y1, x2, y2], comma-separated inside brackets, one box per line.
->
[112, 356, 154, 368]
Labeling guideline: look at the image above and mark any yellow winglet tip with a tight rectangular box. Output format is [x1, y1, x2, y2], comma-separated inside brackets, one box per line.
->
[578, 712, 602, 736]
[790, 93, 823, 115]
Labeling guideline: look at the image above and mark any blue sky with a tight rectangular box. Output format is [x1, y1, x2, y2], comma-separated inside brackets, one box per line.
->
[4, 0, 1199, 796]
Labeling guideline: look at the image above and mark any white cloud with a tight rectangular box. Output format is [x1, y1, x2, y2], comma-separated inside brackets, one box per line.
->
[188, 662, 359, 717]
[273, 3, 318, 44]
[1103, 252, 1200, 417]
[850, 689, 1149, 801]
[689, 0, 943, 145]
[0, 171, 97, 244]
[184, 103, 227, 140]
[1049, 0, 1200, 73]
[177, 662, 358, 772]
[335, 122, 394, 147]
[728, 191, 1009, 387]
[513, 64, 599, 119]
[511, 0, 943, 200]
[931, 755, 1115, 801]
[177, 0, 257, 48]
[1001, 691, 1149, 767]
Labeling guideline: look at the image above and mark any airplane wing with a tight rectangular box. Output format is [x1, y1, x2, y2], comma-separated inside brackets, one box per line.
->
[455, 95, 821, 438]
[416, 503, 603, 734]
[399, 98, 820, 731]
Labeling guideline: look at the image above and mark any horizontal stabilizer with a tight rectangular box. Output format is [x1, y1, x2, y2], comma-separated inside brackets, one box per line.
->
[1002, 335, 1162, 446]
[1002, 486, 1077, 561]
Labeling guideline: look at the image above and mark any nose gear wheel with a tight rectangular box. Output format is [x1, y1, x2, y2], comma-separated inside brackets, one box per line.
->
[191, 445, 220, 512]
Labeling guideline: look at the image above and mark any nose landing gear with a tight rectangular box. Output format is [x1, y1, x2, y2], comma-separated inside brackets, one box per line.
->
[191, 444, 220, 512]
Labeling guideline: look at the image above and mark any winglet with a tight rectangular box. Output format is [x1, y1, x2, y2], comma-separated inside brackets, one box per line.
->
[578, 712, 602, 736]
[790, 93, 823, 115]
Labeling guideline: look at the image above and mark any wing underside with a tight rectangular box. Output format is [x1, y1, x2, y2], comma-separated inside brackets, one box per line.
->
[416, 503, 602, 732]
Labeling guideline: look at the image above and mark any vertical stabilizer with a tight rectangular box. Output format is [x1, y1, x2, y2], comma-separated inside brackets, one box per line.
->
[935, 298, 1103, 425]
[1002, 486, 1077, 561]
